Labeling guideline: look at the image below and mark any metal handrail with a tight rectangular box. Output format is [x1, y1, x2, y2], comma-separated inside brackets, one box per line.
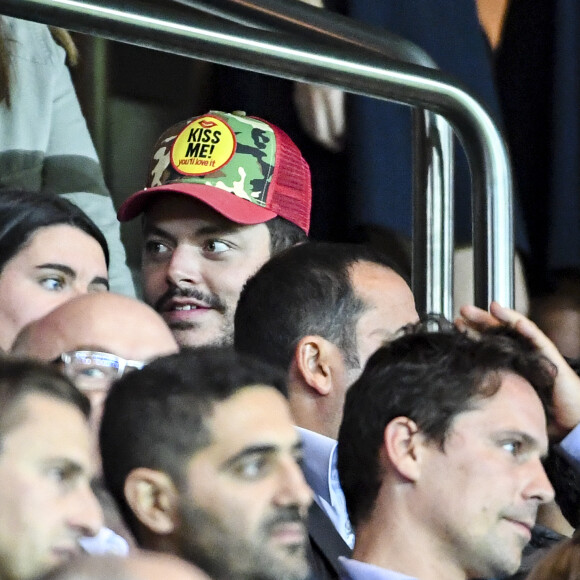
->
[174, 0, 455, 324]
[0, 0, 514, 312]
[173, 0, 438, 67]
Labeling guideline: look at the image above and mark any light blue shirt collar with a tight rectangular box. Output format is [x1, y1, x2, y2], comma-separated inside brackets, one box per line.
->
[560, 422, 580, 461]
[297, 427, 355, 548]
[339, 557, 418, 580]
[297, 426, 336, 505]
[80, 527, 129, 556]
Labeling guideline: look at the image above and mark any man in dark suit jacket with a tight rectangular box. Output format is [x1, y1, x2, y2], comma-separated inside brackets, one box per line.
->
[307, 501, 352, 580]
[235, 242, 418, 579]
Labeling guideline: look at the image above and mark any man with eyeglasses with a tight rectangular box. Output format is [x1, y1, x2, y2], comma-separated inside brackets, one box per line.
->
[12, 292, 178, 425]
[53, 350, 145, 413]
[11, 292, 179, 556]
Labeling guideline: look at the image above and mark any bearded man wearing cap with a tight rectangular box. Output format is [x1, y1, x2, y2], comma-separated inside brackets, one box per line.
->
[118, 111, 311, 347]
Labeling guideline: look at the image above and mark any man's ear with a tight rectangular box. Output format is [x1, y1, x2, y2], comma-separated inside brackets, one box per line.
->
[124, 468, 180, 535]
[383, 417, 424, 482]
[294, 335, 338, 396]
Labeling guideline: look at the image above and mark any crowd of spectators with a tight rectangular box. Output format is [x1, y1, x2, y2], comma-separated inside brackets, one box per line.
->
[0, 4, 578, 580]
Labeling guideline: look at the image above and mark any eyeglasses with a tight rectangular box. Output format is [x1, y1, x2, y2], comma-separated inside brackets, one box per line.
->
[55, 350, 145, 391]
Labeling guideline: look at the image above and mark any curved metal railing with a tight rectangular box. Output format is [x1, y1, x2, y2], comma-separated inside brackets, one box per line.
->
[0, 0, 514, 314]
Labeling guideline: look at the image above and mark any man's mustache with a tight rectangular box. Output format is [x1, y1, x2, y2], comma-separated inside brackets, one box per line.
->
[263, 506, 307, 536]
[154, 286, 227, 313]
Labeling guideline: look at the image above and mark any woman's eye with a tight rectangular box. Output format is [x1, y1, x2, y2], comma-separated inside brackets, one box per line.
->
[39, 276, 65, 291]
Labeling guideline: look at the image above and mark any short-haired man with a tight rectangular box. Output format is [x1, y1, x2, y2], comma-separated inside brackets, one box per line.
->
[117, 110, 311, 348]
[235, 242, 418, 578]
[337, 320, 556, 580]
[236, 242, 418, 438]
[99, 348, 313, 580]
[0, 358, 103, 580]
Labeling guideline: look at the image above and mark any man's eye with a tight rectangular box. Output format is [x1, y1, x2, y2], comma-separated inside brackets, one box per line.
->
[47, 465, 76, 486]
[144, 240, 171, 255]
[502, 441, 523, 456]
[88, 281, 109, 294]
[50, 468, 66, 482]
[293, 453, 305, 470]
[232, 456, 270, 480]
[204, 240, 230, 254]
[78, 367, 108, 379]
[39, 276, 65, 291]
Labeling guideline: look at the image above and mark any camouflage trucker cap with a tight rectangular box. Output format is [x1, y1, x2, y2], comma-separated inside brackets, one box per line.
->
[117, 110, 312, 234]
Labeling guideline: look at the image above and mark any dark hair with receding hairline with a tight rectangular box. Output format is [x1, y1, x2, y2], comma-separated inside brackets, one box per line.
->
[337, 317, 556, 528]
[235, 241, 406, 371]
[99, 347, 287, 539]
[0, 357, 90, 443]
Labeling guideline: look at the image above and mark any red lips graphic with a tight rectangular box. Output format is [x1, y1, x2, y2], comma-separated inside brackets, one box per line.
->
[199, 120, 217, 128]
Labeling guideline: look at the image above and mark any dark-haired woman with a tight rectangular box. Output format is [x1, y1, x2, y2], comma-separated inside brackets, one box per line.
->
[0, 190, 109, 350]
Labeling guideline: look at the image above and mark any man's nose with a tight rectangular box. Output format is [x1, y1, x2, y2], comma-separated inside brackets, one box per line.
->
[523, 459, 555, 505]
[166, 245, 204, 287]
[68, 484, 104, 538]
[275, 457, 314, 514]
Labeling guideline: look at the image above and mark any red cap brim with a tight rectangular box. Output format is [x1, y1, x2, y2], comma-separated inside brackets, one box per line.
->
[117, 183, 278, 224]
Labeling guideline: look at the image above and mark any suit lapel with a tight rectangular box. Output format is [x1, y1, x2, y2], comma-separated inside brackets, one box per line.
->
[307, 501, 352, 579]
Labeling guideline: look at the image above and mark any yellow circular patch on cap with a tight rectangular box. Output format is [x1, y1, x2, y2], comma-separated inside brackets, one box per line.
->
[171, 115, 236, 176]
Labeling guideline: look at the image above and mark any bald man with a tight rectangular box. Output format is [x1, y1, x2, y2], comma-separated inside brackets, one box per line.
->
[12, 292, 178, 426]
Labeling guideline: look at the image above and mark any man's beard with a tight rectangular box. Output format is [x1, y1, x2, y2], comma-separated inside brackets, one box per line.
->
[169, 317, 234, 348]
[176, 501, 310, 580]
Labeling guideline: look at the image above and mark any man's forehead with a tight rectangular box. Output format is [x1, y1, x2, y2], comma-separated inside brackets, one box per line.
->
[1, 393, 92, 467]
[24, 321, 113, 362]
[469, 372, 546, 414]
[448, 373, 549, 451]
[349, 260, 418, 349]
[10, 391, 85, 422]
[204, 386, 298, 450]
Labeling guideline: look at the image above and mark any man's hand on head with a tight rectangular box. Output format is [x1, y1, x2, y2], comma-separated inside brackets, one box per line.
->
[458, 301, 580, 440]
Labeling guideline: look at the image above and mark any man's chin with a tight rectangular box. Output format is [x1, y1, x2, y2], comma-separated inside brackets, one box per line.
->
[169, 322, 233, 348]
[466, 543, 523, 580]
[177, 501, 309, 580]
[264, 541, 309, 580]
[272, 555, 310, 580]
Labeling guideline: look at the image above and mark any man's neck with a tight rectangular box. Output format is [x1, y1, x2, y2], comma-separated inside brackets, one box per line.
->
[352, 504, 467, 580]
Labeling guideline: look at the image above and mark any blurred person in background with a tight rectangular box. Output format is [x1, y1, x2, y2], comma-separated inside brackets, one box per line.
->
[0, 358, 103, 580]
[0, 16, 134, 296]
